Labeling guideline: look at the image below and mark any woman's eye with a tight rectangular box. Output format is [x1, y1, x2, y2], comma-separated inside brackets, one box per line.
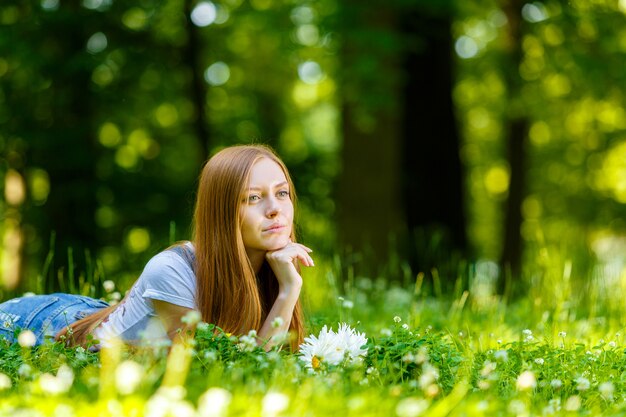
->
[248, 195, 260, 202]
[278, 190, 290, 197]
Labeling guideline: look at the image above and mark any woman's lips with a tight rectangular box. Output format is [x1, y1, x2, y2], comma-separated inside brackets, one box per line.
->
[263, 225, 285, 233]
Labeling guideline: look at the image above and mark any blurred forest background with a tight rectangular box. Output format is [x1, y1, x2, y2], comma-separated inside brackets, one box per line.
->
[1, 0, 626, 298]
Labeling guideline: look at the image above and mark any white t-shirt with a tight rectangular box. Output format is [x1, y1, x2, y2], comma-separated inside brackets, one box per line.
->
[93, 242, 197, 346]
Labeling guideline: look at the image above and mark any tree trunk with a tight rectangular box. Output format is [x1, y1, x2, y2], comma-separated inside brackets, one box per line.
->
[336, 1, 404, 272]
[184, 0, 210, 161]
[499, 0, 528, 295]
[400, 6, 467, 279]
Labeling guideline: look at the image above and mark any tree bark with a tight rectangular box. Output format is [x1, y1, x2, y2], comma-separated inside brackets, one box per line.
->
[400, 7, 467, 277]
[336, 1, 404, 271]
[183, 0, 210, 161]
[499, 0, 528, 295]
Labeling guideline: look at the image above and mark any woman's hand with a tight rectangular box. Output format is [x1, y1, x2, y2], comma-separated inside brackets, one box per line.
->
[265, 241, 314, 291]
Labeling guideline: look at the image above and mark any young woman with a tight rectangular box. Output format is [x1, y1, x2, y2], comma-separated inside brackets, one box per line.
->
[0, 144, 313, 350]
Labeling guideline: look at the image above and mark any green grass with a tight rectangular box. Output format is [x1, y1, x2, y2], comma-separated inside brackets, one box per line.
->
[1, 248, 626, 416]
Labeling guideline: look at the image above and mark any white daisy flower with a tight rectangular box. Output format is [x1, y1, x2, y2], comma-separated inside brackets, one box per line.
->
[298, 323, 368, 370]
[298, 325, 344, 370]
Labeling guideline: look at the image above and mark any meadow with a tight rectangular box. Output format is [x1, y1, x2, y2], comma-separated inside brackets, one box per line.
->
[1, 248, 626, 417]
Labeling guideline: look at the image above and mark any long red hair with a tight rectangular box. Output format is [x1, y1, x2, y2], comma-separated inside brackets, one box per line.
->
[57, 144, 305, 349]
[192, 144, 304, 349]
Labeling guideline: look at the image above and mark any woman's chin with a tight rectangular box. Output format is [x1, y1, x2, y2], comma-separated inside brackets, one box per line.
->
[266, 237, 290, 251]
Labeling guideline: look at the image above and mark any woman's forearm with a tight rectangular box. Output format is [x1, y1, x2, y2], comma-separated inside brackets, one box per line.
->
[257, 282, 301, 350]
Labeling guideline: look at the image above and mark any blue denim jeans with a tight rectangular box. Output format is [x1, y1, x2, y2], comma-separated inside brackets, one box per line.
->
[0, 293, 109, 345]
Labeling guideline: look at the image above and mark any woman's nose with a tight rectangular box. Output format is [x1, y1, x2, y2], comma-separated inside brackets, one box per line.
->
[265, 198, 281, 217]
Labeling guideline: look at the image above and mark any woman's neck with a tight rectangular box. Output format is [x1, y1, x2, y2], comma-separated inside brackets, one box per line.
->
[246, 249, 266, 274]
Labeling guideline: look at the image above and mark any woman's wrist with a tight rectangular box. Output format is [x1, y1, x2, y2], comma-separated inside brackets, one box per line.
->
[277, 282, 302, 299]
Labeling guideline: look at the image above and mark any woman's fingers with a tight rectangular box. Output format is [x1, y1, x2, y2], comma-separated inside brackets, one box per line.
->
[269, 242, 315, 267]
[292, 245, 314, 267]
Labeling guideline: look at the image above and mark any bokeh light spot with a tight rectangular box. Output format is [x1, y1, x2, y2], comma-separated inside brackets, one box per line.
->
[296, 24, 319, 46]
[83, 0, 112, 11]
[522, 196, 542, 219]
[115, 146, 139, 169]
[122, 8, 148, 31]
[290, 6, 315, 25]
[522, 3, 549, 23]
[4, 169, 25, 206]
[41, 0, 59, 11]
[92, 65, 114, 86]
[455, 36, 478, 59]
[155, 104, 179, 127]
[86, 32, 108, 54]
[250, 0, 272, 11]
[28, 168, 50, 205]
[595, 141, 626, 203]
[484, 165, 510, 195]
[126, 227, 150, 253]
[204, 62, 230, 86]
[529, 121, 551, 146]
[191, 2, 217, 27]
[95, 206, 117, 228]
[99, 122, 122, 148]
[298, 61, 324, 85]
[214, 5, 230, 24]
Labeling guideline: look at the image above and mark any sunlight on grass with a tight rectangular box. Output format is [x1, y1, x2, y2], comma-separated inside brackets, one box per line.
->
[1, 243, 626, 416]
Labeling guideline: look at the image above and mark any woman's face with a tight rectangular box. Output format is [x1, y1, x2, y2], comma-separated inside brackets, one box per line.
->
[240, 157, 294, 254]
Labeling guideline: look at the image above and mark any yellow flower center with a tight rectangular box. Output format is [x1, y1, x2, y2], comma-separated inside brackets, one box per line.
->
[312, 356, 321, 370]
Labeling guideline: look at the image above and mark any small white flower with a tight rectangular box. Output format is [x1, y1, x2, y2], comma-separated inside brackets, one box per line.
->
[550, 379, 562, 389]
[480, 361, 496, 377]
[18, 330, 37, 348]
[522, 329, 532, 336]
[494, 350, 508, 362]
[262, 392, 289, 417]
[380, 328, 392, 337]
[342, 300, 354, 309]
[103, 280, 116, 293]
[0, 373, 11, 390]
[558, 331, 566, 338]
[608, 341, 617, 348]
[564, 395, 581, 411]
[116, 360, 143, 395]
[402, 353, 416, 363]
[394, 316, 402, 323]
[496, 339, 502, 344]
[575, 377, 590, 391]
[110, 291, 121, 301]
[402, 324, 409, 330]
[516, 371, 536, 391]
[598, 382, 614, 400]
[271, 317, 284, 329]
[534, 358, 544, 365]
[18, 363, 32, 378]
[181, 310, 202, 325]
[204, 351, 217, 361]
[270, 331, 289, 345]
[39, 364, 74, 395]
[237, 332, 258, 352]
[198, 387, 232, 417]
[418, 363, 439, 389]
[22, 292, 35, 297]
[395, 397, 429, 417]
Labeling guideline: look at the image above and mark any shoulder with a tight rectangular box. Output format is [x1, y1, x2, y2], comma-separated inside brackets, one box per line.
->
[139, 243, 197, 307]
[145, 242, 195, 272]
